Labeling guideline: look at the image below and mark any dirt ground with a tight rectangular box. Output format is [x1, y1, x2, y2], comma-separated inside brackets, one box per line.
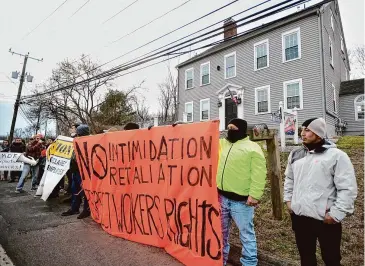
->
[230, 136, 364, 266]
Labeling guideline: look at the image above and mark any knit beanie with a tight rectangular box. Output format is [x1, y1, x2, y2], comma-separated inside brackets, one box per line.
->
[124, 122, 140, 131]
[302, 118, 327, 139]
[76, 124, 90, 137]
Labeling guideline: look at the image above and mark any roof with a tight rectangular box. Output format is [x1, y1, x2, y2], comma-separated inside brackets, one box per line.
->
[177, 1, 325, 68]
[339, 79, 365, 96]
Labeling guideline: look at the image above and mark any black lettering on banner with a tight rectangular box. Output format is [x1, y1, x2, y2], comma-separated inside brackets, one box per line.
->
[127, 141, 131, 163]
[91, 144, 108, 180]
[118, 167, 126, 186]
[164, 199, 175, 242]
[187, 138, 197, 158]
[173, 198, 179, 244]
[181, 138, 184, 160]
[105, 192, 112, 230]
[168, 165, 177, 185]
[75, 141, 91, 180]
[200, 165, 212, 187]
[157, 136, 168, 160]
[198, 200, 211, 257]
[168, 138, 179, 159]
[200, 136, 212, 160]
[110, 167, 117, 185]
[158, 163, 165, 184]
[133, 166, 141, 184]
[143, 140, 146, 159]
[145, 195, 154, 235]
[140, 166, 148, 184]
[112, 143, 119, 161]
[177, 201, 189, 247]
[188, 167, 199, 186]
[130, 194, 144, 235]
[207, 207, 222, 260]
[154, 196, 165, 238]
[132, 141, 142, 160]
[111, 194, 123, 232]
[149, 140, 157, 161]
[122, 194, 133, 234]
[118, 143, 126, 164]
[149, 165, 153, 184]
[138, 195, 149, 235]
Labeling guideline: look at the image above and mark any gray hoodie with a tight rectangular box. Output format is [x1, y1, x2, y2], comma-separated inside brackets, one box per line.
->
[284, 140, 357, 222]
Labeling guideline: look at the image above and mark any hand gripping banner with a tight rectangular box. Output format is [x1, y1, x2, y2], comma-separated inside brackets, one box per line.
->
[73, 121, 222, 265]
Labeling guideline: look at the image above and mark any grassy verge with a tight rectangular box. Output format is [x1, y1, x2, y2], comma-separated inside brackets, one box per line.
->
[229, 136, 364, 265]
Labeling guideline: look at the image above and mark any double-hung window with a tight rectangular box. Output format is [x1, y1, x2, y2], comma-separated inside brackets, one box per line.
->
[224, 52, 236, 79]
[284, 79, 303, 110]
[254, 39, 269, 70]
[254, 85, 271, 114]
[355, 95, 365, 120]
[185, 102, 193, 122]
[329, 37, 334, 67]
[200, 99, 210, 121]
[282, 28, 301, 62]
[185, 68, 194, 89]
[332, 84, 337, 113]
[200, 62, 210, 86]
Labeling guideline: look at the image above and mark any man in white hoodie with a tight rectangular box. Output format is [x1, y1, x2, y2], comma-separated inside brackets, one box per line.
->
[284, 118, 357, 266]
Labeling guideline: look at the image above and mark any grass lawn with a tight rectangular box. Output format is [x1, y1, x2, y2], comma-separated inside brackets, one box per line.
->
[230, 136, 364, 265]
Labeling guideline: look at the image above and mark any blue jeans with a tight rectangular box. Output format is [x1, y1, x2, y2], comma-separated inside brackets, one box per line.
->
[16, 164, 39, 191]
[71, 172, 89, 212]
[219, 194, 258, 266]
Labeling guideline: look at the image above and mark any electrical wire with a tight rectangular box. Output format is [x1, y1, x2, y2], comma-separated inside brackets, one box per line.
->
[69, 0, 91, 19]
[102, 0, 141, 24]
[21, 0, 70, 40]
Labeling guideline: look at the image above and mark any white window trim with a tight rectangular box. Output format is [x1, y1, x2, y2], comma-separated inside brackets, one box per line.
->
[224, 51, 237, 79]
[254, 39, 269, 71]
[283, 78, 303, 111]
[340, 36, 344, 53]
[200, 62, 210, 86]
[330, 10, 334, 32]
[332, 84, 337, 113]
[329, 36, 334, 67]
[199, 98, 210, 121]
[185, 101, 194, 122]
[254, 85, 271, 115]
[282, 27, 301, 63]
[185, 68, 194, 90]
[354, 95, 365, 121]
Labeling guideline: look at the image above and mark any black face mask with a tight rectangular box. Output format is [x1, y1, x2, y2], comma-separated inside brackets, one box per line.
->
[226, 129, 246, 143]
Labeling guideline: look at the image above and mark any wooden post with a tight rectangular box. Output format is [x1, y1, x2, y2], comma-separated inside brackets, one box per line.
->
[266, 134, 283, 220]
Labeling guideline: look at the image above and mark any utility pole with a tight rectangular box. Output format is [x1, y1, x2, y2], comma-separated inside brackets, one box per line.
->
[8, 48, 43, 143]
[35, 105, 42, 134]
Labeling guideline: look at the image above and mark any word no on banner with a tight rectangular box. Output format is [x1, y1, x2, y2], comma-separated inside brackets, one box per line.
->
[74, 121, 222, 266]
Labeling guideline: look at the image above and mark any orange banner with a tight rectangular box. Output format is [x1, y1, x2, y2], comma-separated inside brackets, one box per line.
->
[73, 121, 222, 265]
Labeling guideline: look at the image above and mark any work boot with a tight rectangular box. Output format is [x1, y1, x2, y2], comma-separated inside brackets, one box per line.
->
[77, 210, 91, 219]
[61, 209, 79, 216]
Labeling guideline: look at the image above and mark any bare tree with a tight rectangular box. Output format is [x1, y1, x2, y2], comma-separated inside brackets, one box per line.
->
[348, 45, 365, 78]
[158, 67, 177, 123]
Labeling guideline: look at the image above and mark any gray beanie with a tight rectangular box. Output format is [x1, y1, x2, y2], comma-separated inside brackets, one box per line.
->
[302, 118, 327, 139]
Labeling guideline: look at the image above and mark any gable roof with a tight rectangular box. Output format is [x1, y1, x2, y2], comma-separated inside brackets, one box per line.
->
[339, 79, 365, 96]
[176, 1, 327, 69]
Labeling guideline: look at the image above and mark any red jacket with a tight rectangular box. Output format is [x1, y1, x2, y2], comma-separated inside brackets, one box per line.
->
[25, 140, 43, 160]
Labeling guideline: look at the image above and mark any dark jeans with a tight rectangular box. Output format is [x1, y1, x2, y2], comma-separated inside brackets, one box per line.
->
[3, 171, 8, 180]
[291, 213, 342, 266]
[71, 172, 89, 213]
[66, 170, 72, 194]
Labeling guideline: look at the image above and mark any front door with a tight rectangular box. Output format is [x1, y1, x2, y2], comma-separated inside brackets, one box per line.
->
[225, 98, 237, 129]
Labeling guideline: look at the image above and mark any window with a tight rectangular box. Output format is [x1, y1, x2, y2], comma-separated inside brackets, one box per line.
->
[355, 95, 365, 120]
[254, 39, 269, 70]
[330, 10, 334, 32]
[224, 52, 236, 79]
[185, 102, 193, 122]
[200, 98, 210, 121]
[185, 68, 194, 89]
[283, 79, 303, 110]
[332, 84, 337, 113]
[254, 85, 271, 114]
[329, 37, 334, 67]
[345, 70, 348, 81]
[200, 62, 210, 86]
[282, 28, 301, 62]
[341, 36, 344, 53]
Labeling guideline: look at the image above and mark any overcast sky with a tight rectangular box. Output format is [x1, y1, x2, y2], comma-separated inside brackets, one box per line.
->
[0, 0, 364, 135]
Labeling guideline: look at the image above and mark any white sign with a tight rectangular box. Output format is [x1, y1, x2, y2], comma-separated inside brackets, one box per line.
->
[36, 136, 74, 201]
[0, 153, 23, 171]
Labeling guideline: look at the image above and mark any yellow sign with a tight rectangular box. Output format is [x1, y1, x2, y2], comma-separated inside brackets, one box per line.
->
[47, 138, 74, 160]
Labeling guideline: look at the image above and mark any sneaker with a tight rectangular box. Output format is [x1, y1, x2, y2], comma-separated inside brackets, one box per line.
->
[77, 210, 91, 219]
[61, 209, 80, 216]
[15, 190, 23, 193]
[30, 187, 37, 191]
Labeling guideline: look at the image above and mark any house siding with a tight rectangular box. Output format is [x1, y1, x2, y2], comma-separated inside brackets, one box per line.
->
[339, 93, 364, 135]
[178, 14, 323, 131]
[321, 2, 350, 136]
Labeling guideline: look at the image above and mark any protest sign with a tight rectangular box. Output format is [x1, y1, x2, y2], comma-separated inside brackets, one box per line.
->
[74, 121, 222, 266]
[36, 136, 74, 200]
[0, 153, 24, 171]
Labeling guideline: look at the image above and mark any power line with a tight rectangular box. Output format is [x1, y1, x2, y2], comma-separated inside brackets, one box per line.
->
[69, 0, 91, 19]
[21, 0, 70, 41]
[102, 0, 141, 24]
[109, 0, 193, 44]
[22, 0, 310, 101]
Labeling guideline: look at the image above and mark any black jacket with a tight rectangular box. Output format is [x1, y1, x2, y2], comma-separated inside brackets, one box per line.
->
[10, 143, 26, 153]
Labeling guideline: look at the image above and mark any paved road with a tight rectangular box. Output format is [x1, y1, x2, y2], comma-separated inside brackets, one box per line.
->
[0, 181, 183, 266]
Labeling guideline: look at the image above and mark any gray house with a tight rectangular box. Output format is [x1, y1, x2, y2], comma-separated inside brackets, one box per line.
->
[339, 79, 364, 136]
[176, 0, 355, 137]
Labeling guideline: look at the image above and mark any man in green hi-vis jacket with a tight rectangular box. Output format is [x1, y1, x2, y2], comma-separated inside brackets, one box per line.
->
[217, 118, 267, 266]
